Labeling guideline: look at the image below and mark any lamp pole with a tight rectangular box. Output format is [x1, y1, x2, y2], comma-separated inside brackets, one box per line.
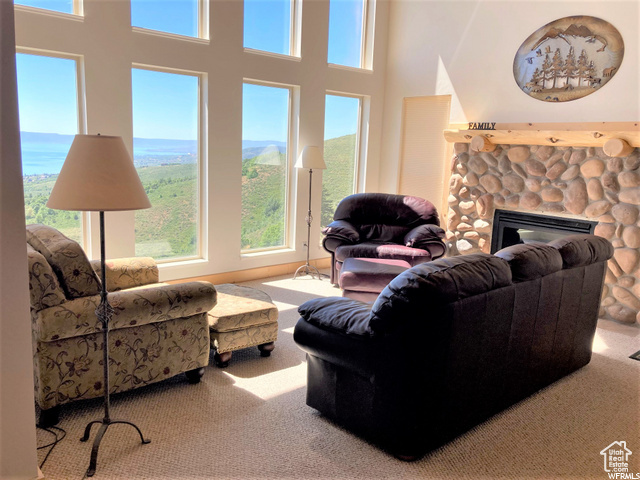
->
[79, 211, 150, 477]
[294, 168, 322, 279]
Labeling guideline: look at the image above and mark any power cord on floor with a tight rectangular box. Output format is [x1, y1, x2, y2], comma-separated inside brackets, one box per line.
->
[37, 425, 67, 469]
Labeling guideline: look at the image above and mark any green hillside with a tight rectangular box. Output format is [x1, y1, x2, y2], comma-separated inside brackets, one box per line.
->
[23, 174, 82, 242]
[241, 150, 286, 250]
[23, 133, 356, 258]
[135, 164, 198, 258]
[321, 133, 357, 228]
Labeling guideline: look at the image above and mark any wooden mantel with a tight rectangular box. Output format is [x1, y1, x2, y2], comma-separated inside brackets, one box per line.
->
[444, 122, 640, 148]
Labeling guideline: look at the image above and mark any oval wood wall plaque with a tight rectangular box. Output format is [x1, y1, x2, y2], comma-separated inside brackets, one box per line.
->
[513, 16, 624, 102]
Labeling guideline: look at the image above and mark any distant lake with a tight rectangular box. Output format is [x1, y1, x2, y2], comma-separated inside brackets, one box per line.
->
[20, 132, 284, 176]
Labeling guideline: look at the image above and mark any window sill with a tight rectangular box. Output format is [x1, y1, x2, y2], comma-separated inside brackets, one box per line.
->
[241, 247, 296, 258]
[132, 27, 209, 44]
[157, 257, 208, 271]
[14, 5, 83, 21]
[328, 63, 373, 74]
[244, 48, 301, 62]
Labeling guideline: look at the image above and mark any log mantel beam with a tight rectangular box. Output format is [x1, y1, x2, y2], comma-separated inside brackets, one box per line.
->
[444, 122, 640, 148]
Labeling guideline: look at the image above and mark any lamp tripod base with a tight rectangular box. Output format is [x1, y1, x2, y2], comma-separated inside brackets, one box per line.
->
[293, 263, 327, 280]
[80, 418, 150, 477]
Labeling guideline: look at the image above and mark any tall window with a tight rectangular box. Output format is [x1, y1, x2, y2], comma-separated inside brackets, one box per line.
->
[327, 0, 366, 68]
[131, 0, 199, 37]
[14, 0, 74, 14]
[241, 82, 291, 251]
[244, 0, 293, 56]
[321, 94, 361, 229]
[132, 68, 200, 260]
[16, 53, 82, 243]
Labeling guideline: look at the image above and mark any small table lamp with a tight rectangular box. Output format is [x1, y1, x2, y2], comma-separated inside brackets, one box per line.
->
[47, 134, 151, 477]
[293, 146, 326, 279]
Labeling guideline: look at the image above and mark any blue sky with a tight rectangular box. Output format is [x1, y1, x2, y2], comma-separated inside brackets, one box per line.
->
[15, 0, 363, 142]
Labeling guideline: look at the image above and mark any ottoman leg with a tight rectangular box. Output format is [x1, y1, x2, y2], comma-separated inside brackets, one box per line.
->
[258, 342, 275, 357]
[185, 367, 205, 384]
[214, 351, 232, 368]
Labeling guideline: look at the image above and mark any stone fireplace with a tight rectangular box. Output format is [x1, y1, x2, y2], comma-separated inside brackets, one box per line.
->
[443, 126, 639, 325]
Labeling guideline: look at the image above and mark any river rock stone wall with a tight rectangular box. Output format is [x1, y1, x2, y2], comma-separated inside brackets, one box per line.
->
[446, 142, 640, 325]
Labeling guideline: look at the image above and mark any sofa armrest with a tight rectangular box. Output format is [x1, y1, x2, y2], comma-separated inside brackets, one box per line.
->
[321, 220, 360, 252]
[404, 224, 447, 260]
[35, 281, 216, 342]
[298, 297, 374, 337]
[295, 297, 376, 377]
[90, 257, 159, 291]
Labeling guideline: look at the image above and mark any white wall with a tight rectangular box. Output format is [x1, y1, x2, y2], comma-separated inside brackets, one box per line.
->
[380, 0, 640, 193]
[0, 2, 39, 479]
[14, 0, 390, 280]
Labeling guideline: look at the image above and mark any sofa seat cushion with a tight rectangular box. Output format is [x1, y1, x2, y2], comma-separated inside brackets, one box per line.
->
[335, 242, 431, 265]
[207, 284, 278, 332]
[27, 224, 101, 299]
[339, 258, 411, 293]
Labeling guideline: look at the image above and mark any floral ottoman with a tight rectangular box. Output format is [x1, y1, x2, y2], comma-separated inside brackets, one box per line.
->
[208, 284, 279, 367]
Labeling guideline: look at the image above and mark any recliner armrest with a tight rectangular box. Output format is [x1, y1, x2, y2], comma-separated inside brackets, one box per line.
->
[321, 220, 360, 252]
[404, 224, 446, 260]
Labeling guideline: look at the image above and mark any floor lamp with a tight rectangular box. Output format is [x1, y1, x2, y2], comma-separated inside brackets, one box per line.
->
[47, 134, 152, 477]
[293, 146, 326, 279]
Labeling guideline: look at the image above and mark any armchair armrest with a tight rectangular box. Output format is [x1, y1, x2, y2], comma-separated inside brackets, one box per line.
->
[321, 221, 360, 252]
[404, 224, 446, 260]
[35, 281, 216, 342]
[298, 297, 374, 337]
[90, 257, 159, 291]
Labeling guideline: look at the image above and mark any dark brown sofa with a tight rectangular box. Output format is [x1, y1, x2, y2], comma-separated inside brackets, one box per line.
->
[322, 193, 446, 284]
[294, 234, 613, 458]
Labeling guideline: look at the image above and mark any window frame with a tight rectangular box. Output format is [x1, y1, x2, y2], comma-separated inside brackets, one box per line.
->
[131, 63, 207, 264]
[14, 0, 83, 16]
[243, 0, 302, 59]
[130, 0, 209, 40]
[240, 79, 296, 255]
[324, 90, 364, 195]
[327, 0, 376, 71]
[16, 47, 88, 245]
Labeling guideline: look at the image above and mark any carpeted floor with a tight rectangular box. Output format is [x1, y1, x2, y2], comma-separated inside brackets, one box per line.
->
[37, 272, 640, 480]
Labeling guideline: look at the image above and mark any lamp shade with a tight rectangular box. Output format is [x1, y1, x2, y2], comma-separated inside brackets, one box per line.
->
[294, 146, 326, 170]
[47, 134, 151, 212]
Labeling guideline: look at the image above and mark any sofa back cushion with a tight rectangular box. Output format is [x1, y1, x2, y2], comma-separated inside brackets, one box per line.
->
[494, 243, 563, 282]
[26, 243, 66, 311]
[26, 224, 101, 299]
[548, 234, 614, 268]
[370, 253, 512, 333]
[333, 193, 440, 243]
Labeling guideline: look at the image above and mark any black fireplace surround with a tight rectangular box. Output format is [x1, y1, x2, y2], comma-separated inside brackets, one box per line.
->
[490, 209, 597, 253]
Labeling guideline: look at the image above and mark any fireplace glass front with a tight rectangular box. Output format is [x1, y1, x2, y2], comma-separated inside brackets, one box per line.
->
[490, 209, 597, 253]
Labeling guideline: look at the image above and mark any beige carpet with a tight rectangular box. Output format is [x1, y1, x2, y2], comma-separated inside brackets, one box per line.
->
[37, 272, 640, 480]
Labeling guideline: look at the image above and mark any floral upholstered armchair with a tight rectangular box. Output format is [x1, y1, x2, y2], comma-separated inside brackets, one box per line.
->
[26, 224, 217, 426]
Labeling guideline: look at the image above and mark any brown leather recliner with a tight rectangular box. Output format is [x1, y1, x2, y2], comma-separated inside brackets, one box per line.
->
[294, 235, 613, 458]
[321, 193, 446, 284]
